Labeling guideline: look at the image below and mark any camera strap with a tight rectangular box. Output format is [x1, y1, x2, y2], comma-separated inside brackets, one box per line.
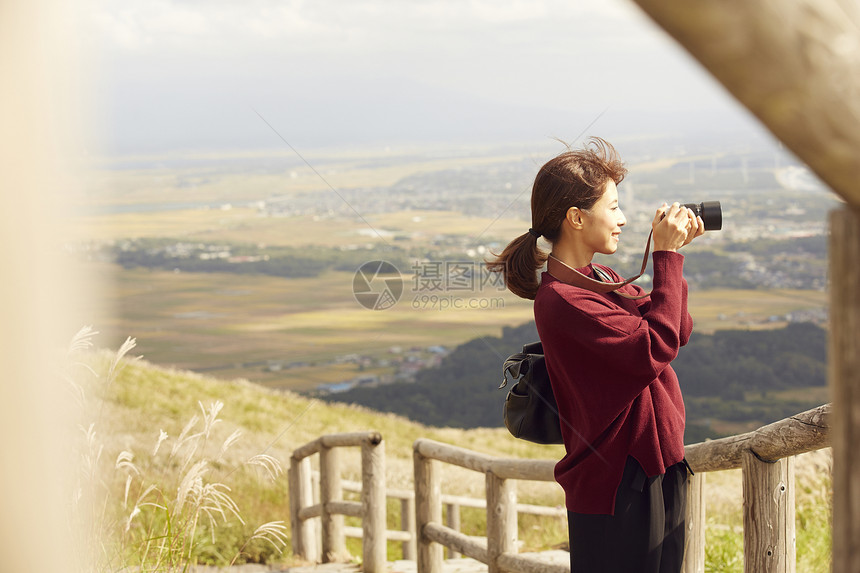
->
[546, 230, 653, 301]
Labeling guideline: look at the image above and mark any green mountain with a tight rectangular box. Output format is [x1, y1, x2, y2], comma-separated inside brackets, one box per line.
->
[320, 321, 828, 443]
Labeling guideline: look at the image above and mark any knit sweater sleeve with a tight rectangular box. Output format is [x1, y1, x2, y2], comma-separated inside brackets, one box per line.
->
[540, 251, 687, 415]
[601, 258, 692, 347]
[679, 271, 693, 346]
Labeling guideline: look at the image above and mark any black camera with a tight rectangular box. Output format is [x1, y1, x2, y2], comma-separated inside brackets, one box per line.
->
[682, 201, 722, 231]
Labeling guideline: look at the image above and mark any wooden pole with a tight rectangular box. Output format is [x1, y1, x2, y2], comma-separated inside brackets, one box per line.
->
[362, 436, 387, 573]
[288, 459, 303, 560]
[320, 446, 346, 562]
[685, 404, 829, 473]
[401, 497, 417, 560]
[629, 0, 860, 209]
[742, 451, 795, 573]
[289, 457, 319, 562]
[830, 206, 860, 573]
[485, 471, 517, 573]
[414, 449, 443, 573]
[445, 503, 461, 559]
[423, 522, 489, 564]
[682, 472, 706, 573]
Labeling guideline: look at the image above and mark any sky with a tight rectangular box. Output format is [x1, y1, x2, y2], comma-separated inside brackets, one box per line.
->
[83, 0, 761, 155]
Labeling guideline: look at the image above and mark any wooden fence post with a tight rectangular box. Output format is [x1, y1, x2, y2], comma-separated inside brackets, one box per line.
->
[742, 451, 795, 573]
[288, 458, 303, 560]
[362, 435, 386, 573]
[415, 448, 443, 573]
[486, 471, 517, 573]
[445, 503, 461, 559]
[320, 445, 346, 562]
[401, 497, 417, 560]
[289, 456, 319, 562]
[831, 206, 860, 573]
[682, 472, 706, 573]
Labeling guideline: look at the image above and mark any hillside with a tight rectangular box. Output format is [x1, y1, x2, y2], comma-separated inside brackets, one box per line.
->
[73, 342, 568, 567]
[319, 321, 828, 442]
[73, 341, 831, 571]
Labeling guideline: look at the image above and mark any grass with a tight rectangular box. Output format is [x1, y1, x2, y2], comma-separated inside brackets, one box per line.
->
[69, 331, 832, 571]
[69, 330, 289, 570]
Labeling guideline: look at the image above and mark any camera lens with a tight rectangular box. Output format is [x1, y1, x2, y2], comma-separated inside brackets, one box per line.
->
[683, 201, 722, 231]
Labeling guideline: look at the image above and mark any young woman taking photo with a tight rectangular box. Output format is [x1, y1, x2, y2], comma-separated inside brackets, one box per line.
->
[488, 138, 704, 573]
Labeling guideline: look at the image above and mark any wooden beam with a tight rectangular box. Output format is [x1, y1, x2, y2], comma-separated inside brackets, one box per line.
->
[289, 457, 320, 562]
[423, 522, 489, 563]
[401, 497, 417, 560]
[486, 472, 518, 573]
[414, 449, 443, 573]
[630, 0, 860, 208]
[320, 446, 346, 562]
[682, 473, 706, 573]
[830, 206, 860, 573]
[445, 503, 462, 559]
[684, 403, 829, 473]
[742, 452, 796, 573]
[361, 437, 387, 573]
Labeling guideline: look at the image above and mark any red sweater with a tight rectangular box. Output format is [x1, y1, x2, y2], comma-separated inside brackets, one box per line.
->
[533, 251, 692, 515]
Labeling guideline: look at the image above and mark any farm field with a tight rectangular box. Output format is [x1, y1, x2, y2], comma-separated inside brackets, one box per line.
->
[80, 259, 827, 393]
[70, 208, 529, 248]
[70, 142, 830, 399]
[78, 145, 532, 208]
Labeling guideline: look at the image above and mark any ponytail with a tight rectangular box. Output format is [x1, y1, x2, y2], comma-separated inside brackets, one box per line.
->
[486, 231, 547, 300]
[486, 137, 627, 301]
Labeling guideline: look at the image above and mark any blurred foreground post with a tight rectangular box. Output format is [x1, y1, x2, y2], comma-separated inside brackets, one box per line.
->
[630, 0, 860, 208]
[0, 0, 88, 571]
[830, 207, 860, 573]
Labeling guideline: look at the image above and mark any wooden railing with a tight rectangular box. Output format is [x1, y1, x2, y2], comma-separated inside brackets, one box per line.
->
[682, 403, 830, 573]
[288, 403, 831, 573]
[339, 479, 564, 561]
[413, 438, 566, 573]
[288, 431, 387, 573]
[289, 432, 566, 569]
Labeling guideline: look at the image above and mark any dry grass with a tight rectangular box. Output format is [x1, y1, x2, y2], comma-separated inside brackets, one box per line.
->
[69, 330, 289, 571]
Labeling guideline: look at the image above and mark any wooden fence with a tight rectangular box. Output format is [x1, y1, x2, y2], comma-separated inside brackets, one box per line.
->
[338, 479, 564, 561]
[288, 431, 387, 573]
[289, 403, 830, 573]
[289, 433, 566, 568]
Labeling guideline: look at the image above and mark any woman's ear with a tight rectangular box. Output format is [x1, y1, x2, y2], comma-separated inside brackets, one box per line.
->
[566, 206, 585, 230]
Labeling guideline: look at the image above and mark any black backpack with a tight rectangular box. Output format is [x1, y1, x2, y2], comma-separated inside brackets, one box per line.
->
[499, 342, 563, 445]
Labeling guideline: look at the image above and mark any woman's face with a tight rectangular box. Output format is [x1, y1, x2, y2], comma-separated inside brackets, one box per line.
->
[579, 180, 627, 256]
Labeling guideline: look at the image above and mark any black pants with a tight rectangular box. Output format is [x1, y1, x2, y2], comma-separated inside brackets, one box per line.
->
[568, 456, 689, 573]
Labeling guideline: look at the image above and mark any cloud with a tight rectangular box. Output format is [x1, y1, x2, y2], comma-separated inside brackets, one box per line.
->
[83, 0, 743, 154]
[84, 0, 658, 56]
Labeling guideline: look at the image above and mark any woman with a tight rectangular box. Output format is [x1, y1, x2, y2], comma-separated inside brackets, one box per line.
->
[488, 138, 703, 572]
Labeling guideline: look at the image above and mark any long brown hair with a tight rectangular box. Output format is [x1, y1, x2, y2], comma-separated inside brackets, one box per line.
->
[486, 137, 627, 300]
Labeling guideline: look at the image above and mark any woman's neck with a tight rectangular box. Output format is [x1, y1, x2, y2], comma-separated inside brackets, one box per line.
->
[550, 241, 594, 269]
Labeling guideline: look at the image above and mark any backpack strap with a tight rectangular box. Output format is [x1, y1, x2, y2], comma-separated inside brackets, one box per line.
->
[500, 353, 529, 388]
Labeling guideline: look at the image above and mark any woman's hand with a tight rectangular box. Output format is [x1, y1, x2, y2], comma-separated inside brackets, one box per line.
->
[652, 203, 696, 252]
[681, 209, 705, 248]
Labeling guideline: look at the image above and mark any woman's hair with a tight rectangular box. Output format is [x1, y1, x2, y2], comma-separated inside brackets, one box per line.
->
[486, 137, 627, 300]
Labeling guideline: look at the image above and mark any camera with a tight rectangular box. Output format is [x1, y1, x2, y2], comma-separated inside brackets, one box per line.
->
[682, 201, 722, 231]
